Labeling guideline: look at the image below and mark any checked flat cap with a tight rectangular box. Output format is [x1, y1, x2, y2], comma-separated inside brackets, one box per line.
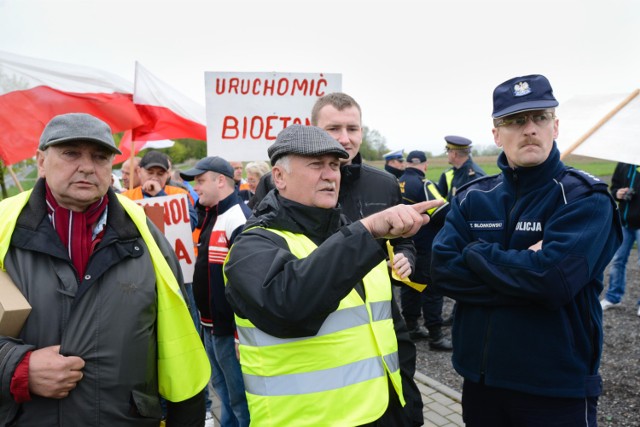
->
[39, 113, 121, 154]
[268, 124, 349, 164]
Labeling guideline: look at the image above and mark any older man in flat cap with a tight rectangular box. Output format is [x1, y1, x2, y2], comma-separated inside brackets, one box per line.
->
[224, 124, 442, 426]
[0, 113, 209, 426]
[431, 75, 621, 426]
[437, 135, 486, 200]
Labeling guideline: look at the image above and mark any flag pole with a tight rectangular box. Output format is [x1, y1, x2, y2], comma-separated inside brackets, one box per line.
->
[129, 61, 139, 191]
[7, 165, 24, 193]
[560, 89, 640, 160]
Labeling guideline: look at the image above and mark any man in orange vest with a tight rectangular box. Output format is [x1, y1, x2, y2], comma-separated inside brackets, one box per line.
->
[121, 150, 197, 229]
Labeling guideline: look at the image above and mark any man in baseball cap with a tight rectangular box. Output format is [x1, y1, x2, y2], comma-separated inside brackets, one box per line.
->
[431, 74, 621, 426]
[179, 155, 252, 427]
[399, 150, 452, 350]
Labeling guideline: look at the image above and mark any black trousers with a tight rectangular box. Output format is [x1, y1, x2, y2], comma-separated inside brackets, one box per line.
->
[462, 380, 598, 427]
[400, 284, 444, 328]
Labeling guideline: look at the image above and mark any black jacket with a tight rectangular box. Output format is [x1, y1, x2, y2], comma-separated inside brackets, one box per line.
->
[610, 162, 640, 229]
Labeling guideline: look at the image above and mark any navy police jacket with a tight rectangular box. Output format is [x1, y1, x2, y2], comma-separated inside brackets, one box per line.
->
[431, 144, 621, 398]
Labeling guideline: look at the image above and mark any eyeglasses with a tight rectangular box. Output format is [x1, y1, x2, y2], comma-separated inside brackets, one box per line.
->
[495, 112, 556, 129]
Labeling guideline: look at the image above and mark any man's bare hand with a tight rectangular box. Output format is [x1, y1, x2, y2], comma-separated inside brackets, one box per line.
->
[529, 240, 543, 252]
[390, 252, 412, 279]
[29, 345, 85, 399]
[361, 200, 444, 239]
[617, 187, 630, 200]
[141, 180, 162, 196]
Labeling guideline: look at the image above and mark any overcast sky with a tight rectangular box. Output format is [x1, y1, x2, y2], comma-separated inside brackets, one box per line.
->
[0, 0, 638, 155]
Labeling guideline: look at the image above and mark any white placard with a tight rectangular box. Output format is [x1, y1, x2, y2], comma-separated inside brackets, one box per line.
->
[134, 194, 195, 283]
[205, 71, 342, 160]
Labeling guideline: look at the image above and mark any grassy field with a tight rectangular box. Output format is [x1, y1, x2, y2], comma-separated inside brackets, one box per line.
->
[369, 154, 618, 185]
[2, 154, 619, 199]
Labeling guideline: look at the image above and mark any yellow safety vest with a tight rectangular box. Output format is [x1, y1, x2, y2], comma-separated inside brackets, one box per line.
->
[425, 181, 446, 214]
[228, 228, 404, 427]
[0, 190, 210, 402]
[444, 168, 455, 199]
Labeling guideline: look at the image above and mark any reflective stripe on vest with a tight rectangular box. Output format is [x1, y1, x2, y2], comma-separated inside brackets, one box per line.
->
[424, 181, 446, 215]
[445, 169, 455, 198]
[0, 191, 210, 402]
[229, 227, 404, 426]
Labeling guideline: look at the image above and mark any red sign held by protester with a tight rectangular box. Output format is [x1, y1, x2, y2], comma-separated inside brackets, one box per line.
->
[134, 194, 195, 283]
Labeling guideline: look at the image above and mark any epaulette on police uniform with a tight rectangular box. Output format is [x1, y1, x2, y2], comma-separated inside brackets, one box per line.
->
[455, 173, 502, 201]
[556, 167, 611, 205]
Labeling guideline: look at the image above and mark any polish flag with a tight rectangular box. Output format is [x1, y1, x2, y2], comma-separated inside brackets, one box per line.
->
[0, 50, 143, 165]
[113, 130, 175, 164]
[114, 62, 207, 164]
[132, 62, 206, 142]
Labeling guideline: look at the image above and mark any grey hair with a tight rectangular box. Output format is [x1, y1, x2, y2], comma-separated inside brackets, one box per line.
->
[245, 161, 271, 178]
[275, 155, 291, 173]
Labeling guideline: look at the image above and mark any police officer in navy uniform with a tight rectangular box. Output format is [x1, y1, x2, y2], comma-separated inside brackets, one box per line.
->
[431, 74, 621, 426]
[437, 136, 486, 200]
[383, 149, 406, 179]
[399, 151, 452, 351]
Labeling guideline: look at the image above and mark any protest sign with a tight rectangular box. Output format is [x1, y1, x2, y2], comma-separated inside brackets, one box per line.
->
[204, 71, 341, 160]
[134, 194, 195, 283]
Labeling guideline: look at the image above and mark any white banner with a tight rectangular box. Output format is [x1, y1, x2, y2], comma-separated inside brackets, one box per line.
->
[134, 194, 196, 283]
[557, 90, 640, 164]
[204, 71, 342, 161]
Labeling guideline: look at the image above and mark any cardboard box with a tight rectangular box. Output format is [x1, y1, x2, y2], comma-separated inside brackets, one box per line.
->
[0, 270, 31, 337]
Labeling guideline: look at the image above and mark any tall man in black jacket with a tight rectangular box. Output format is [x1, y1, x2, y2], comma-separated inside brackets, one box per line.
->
[249, 93, 423, 423]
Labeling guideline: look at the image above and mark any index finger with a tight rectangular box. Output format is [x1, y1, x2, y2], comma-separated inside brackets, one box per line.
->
[412, 199, 445, 214]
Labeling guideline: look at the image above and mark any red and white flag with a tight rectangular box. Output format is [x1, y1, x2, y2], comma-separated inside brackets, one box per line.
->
[114, 62, 207, 164]
[0, 50, 143, 165]
[133, 62, 206, 141]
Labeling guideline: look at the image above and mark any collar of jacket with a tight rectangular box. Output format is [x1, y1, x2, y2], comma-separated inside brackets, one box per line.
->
[457, 157, 475, 171]
[340, 153, 363, 184]
[205, 190, 245, 215]
[247, 190, 344, 244]
[498, 142, 565, 193]
[401, 167, 425, 179]
[16, 179, 140, 242]
[384, 164, 404, 179]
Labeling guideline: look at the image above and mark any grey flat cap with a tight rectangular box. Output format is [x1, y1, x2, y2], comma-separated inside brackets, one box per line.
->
[268, 124, 348, 164]
[39, 113, 121, 154]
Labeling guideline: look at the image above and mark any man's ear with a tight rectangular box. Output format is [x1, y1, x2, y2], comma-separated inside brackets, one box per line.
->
[492, 128, 502, 148]
[36, 150, 46, 178]
[272, 165, 286, 190]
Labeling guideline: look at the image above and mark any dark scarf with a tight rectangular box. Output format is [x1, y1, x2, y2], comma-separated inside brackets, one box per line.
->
[44, 183, 108, 280]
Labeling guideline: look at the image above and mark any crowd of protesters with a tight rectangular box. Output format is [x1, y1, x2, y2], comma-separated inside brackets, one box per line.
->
[0, 74, 624, 427]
